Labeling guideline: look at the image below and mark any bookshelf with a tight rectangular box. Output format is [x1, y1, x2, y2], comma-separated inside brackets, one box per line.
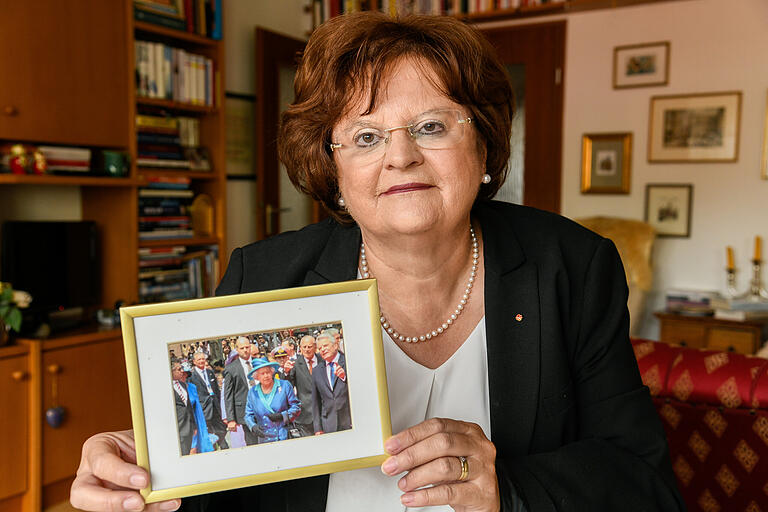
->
[0, 2, 226, 509]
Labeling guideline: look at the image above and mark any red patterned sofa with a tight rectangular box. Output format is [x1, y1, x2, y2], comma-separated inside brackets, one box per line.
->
[631, 339, 768, 511]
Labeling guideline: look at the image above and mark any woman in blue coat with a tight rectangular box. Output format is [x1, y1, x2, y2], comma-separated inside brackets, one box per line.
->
[244, 358, 301, 443]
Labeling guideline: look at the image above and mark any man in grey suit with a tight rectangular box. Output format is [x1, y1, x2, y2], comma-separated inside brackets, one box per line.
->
[286, 335, 323, 437]
[188, 352, 228, 449]
[311, 333, 351, 434]
[221, 336, 261, 445]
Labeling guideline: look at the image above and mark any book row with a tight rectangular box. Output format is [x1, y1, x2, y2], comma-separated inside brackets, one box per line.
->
[312, 0, 564, 19]
[139, 245, 219, 303]
[135, 40, 215, 106]
[134, 0, 222, 40]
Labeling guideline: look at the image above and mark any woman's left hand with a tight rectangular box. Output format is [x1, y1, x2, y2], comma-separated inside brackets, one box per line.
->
[381, 418, 499, 511]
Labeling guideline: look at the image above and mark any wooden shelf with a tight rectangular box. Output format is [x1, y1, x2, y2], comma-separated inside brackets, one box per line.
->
[134, 20, 219, 47]
[139, 235, 219, 248]
[137, 168, 218, 180]
[136, 96, 216, 114]
[0, 174, 139, 187]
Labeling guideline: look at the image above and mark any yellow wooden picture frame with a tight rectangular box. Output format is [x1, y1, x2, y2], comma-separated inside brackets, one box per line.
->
[121, 279, 391, 503]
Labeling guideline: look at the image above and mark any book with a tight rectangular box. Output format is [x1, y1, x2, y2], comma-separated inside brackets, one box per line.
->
[136, 114, 179, 130]
[136, 157, 191, 168]
[139, 229, 195, 239]
[139, 188, 194, 198]
[134, 5, 186, 31]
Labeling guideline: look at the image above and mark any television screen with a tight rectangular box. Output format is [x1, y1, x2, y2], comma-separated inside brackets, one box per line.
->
[0, 221, 101, 315]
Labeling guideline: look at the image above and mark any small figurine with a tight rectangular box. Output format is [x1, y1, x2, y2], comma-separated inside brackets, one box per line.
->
[32, 149, 47, 174]
[8, 144, 29, 174]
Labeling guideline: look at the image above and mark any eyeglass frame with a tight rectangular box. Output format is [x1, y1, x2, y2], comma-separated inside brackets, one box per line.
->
[328, 111, 473, 153]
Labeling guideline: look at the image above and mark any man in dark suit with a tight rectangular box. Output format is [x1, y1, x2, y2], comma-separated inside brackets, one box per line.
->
[286, 334, 323, 437]
[311, 333, 351, 435]
[188, 352, 228, 449]
[222, 336, 260, 446]
[171, 361, 211, 455]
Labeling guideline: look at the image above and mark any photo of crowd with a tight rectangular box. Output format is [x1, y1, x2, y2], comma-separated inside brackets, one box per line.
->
[167, 322, 350, 456]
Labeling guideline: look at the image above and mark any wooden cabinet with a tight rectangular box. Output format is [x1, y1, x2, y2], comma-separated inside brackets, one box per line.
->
[656, 312, 768, 354]
[0, 0, 130, 147]
[0, 330, 131, 512]
[0, 347, 29, 511]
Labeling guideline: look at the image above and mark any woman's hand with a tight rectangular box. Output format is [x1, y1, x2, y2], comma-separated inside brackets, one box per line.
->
[70, 430, 181, 512]
[381, 418, 499, 512]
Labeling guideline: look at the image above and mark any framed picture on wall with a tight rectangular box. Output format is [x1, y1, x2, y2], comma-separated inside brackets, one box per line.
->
[644, 184, 693, 238]
[120, 279, 391, 503]
[613, 41, 670, 89]
[580, 132, 632, 194]
[648, 91, 742, 163]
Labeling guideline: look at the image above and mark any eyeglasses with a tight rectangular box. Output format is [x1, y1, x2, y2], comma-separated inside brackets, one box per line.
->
[329, 109, 472, 166]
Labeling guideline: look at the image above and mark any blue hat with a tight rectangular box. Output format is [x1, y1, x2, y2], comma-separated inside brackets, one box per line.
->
[248, 357, 279, 379]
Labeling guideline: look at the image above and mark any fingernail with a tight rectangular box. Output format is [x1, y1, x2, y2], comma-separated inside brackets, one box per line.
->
[130, 474, 147, 487]
[401, 493, 415, 505]
[381, 458, 398, 475]
[384, 437, 400, 454]
[398, 477, 407, 490]
[122, 496, 143, 511]
[161, 500, 181, 511]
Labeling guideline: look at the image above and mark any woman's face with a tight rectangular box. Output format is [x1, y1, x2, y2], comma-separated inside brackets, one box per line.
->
[255, 367, 274, 388]
[331, 58, 486, 238]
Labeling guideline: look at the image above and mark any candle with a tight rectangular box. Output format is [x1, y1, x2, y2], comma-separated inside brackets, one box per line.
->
[755, 236, 762, 261]
[726, 246, 735, 270]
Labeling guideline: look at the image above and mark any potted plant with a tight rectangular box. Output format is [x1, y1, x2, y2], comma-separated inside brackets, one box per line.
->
[0, 282, 32, 345]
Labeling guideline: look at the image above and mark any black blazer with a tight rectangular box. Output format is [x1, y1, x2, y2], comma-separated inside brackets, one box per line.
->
[221, 359, 250, 425]
[311, 353, 351, 434]
[181, 201, 684, 512]
[288, 354, 323, 425]
[188, 367, 222, 422]
[174, 381, 196, 453]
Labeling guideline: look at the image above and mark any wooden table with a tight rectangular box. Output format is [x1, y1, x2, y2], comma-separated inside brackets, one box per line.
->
[655, 311, 768, 354]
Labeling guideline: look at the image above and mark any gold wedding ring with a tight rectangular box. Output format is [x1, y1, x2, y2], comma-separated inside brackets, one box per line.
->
[457, 455, 469, 481]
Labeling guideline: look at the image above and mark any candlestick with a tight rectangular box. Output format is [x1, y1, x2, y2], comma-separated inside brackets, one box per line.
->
[726, 246, 735, 271]
[754, 236, 762, 262]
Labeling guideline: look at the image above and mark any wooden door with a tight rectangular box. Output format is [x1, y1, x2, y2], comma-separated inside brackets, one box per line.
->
[482, 21, 565, 213]
[41, 338, 131, 487]
[0, 0, 130, 147]
[255, 28, 324, 239]
[0, 353, 28, 502]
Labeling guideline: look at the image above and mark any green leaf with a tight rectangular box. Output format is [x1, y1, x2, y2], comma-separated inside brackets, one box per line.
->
[0, 305, 8, 317]
[0, 287, 11, 302]
[7, 308, 21, 332]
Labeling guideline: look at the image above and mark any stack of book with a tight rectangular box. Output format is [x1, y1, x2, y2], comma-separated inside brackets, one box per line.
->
[665, 289, 721, 316]
[138, 244, 219, 303]
[135, 40, 215, 106]
[136, 114, 206, 169]
[37, 146, 91, 174]
[133, 0, 222, 39]
[710, 296, 768, 322]
[139, 177, 194, 240]
[313, 0, 565, 21]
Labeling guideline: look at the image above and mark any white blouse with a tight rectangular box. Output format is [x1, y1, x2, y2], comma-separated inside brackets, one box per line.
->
[325, 318, 491, 512]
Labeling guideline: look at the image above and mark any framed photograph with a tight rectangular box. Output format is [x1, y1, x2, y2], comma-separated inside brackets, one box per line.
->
[644, 184, 693, 238]
[613, 41, 670, 89]
[121, 280, 391, 503]
[648, 91, 742, 163]
[580, 132, 632, 194]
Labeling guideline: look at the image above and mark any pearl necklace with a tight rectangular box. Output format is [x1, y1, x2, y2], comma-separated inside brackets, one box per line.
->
[360, 226, 478, 343]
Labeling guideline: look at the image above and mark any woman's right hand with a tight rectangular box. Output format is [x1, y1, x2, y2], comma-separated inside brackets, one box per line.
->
[70, 430, 181, 512]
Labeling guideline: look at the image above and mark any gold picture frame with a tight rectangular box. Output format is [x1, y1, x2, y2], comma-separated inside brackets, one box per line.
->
[581, 132, 632, 194]
[762, 90, 768, 180]
[648, 91, 742, 163]
[121, 279, 391, 503]
[613, 41, 670, 89]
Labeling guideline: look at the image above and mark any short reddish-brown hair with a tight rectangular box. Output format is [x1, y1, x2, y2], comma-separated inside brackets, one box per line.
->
[278, 11, 514, 223]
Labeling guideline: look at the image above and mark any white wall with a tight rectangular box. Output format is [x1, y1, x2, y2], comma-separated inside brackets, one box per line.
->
[482, 0, 768, 339]
[223, 0, 310, 253]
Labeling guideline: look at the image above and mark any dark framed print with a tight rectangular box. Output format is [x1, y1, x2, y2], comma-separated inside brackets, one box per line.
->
[121, 279, 391, 503]
[644, 183, 693, 238]
[580, 132, 632, 194]
[613, 41, 670, 89]
[648, 91, 742, 163]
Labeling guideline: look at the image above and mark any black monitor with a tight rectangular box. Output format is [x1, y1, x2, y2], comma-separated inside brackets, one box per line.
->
[1, 220, 101, 332]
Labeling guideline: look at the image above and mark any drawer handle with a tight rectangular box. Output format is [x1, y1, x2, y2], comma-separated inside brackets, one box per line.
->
[727, 345, 735, 353]
[679, 340, 687, 347]
[11, 370, 27, 381]
[3, 105, 18, 116]
[48, 364, 62, 374]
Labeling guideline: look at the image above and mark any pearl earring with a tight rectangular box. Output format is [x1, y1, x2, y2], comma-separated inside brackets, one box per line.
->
[481, 173, 491, 184]
[338, 197, 346, 207]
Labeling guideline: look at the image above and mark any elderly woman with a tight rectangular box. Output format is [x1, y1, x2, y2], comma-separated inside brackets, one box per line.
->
[244, 358, 301, 444]
[70, 12, 683, 512]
